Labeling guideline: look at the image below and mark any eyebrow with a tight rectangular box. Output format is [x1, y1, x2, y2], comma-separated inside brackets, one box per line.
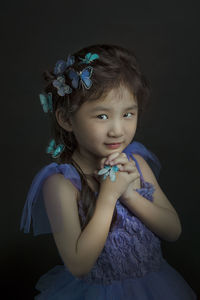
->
[90, 104, 138, 112]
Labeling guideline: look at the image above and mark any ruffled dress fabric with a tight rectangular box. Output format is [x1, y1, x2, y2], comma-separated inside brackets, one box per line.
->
[20, 141, 197, 299]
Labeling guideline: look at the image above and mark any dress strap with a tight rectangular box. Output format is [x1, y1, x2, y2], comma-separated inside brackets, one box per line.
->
[123, 141, 161, 180]
[129, 153, 144, 181]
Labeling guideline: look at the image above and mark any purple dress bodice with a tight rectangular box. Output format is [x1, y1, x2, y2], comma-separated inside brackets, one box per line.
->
[77, 175, 162, 285]
[20, 141, 163, 285]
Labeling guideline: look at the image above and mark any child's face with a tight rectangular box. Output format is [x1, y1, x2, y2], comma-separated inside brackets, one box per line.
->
[70, 86, 138, 167]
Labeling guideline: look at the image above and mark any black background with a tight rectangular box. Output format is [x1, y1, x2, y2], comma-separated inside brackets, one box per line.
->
[1, 0, 200, 299]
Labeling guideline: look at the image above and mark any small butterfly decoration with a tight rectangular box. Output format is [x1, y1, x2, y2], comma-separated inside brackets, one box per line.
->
[53, 75, 72, 96]
[67, 66, 93, 90]
[98, 165, 119, 182]
[54, 54, 75, 75]
[39, 92, 53, 113]
[78, 52, 99, 64]
[46, 139, 65, 158]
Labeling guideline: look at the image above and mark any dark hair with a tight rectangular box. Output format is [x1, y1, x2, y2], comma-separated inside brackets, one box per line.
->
[42, 44, 151, 232]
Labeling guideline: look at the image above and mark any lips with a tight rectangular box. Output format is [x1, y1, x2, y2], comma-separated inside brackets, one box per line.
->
[105, 143, 122, 149]
[105, 142, 122, 145]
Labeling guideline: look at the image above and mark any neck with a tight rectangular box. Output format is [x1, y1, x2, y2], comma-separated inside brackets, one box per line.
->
[71, 149, 99, 176]
[71, 151, 100, 193]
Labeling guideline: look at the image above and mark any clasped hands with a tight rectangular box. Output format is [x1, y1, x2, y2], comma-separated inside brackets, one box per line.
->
[94, 152, 141, 203]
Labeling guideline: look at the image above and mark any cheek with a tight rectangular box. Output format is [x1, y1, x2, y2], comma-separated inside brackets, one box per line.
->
[132, 117, 138, 129]
[89, 125, 105, 139]
[127, 119, 137, 130]
[126, 121, 137, 139]
[76, 121, 103, 141]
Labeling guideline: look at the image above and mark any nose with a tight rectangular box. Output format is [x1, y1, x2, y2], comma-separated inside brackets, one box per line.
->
[107, 119, 124, 137]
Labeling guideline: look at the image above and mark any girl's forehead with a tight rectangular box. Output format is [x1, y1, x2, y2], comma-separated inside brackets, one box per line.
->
[90, 87, 137, 108]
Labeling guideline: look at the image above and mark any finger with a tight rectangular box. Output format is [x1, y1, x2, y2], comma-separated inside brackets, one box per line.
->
[110, 156, 130, 166]
[120, 164, 139, 174]
[107, 152, 127, 164]
[104, 152, 120, 165]
[99, 157, 108, 169]
[100, 152, 121, 169]
[119, 166, 140, 181]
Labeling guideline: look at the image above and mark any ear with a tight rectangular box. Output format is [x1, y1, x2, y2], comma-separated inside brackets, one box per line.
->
[55, 108, 73, 132]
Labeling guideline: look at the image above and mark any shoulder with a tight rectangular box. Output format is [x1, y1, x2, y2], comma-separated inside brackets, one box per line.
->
[43, 173, 80, 206]
[43, 172, 76, 188]
[132, 153, 158, 186]
[42, 173, 81, 235]
[124, 141, 161, 180]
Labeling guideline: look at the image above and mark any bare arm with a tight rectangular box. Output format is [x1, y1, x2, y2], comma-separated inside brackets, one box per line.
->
[75, 190, 116, 275]
[43, 174, 117, 277]
[122, 154, 182, 242]
[123, 191, 182, 241]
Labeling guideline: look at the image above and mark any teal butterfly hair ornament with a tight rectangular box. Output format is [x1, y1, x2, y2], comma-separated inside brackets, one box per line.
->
[98, 165, 119, 182]
[46, 139, 65, 158]
[78, 52, 99, 64]
[39, 93, 53, 113]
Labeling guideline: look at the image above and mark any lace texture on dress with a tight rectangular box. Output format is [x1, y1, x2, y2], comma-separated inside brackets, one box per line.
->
[77, 177, 162, 285]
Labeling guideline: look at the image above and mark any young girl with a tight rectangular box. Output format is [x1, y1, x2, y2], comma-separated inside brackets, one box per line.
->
[20, 44, 197, 299]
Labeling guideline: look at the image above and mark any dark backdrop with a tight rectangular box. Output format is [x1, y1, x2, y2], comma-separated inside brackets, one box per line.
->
[1, 0, 199, 299]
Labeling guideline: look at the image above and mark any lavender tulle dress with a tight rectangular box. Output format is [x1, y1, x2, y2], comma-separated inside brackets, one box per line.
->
[20, 141, 197, 299]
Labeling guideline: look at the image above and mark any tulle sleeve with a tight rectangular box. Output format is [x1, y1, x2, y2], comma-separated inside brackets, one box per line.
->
[20, 162, 81, 236]
[123, 141, 162, 180]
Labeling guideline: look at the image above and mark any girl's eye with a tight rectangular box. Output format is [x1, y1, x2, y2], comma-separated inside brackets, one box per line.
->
[124, 112, 134, 118]
[97, 113, 134, 120]
[97, 114, 108, 120]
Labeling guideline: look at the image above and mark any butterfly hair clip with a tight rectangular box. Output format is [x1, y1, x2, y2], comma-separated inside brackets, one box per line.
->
[78, 52, 99, 64]
[39, 92, 53, 113]
[98, 165, 119, 182]
[46, 139, 65, 158]
[67, 66, 93, 90]
[52, 75, 72, 96]
[54, 54, 75, 75]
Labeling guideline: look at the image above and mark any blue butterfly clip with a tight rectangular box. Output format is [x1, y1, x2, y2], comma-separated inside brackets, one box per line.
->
[98, 165, 119, 182]
[68, 66, 93, 90]
[78, 52, 99, 64]
[39, 92, 53, 113]
[46, 139, 65, 158]
[54, 55, 75, 75]
[53, 76, 72, 96]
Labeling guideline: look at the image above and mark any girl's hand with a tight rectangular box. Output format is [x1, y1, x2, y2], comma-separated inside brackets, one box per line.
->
[94, 152, 141, 202]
